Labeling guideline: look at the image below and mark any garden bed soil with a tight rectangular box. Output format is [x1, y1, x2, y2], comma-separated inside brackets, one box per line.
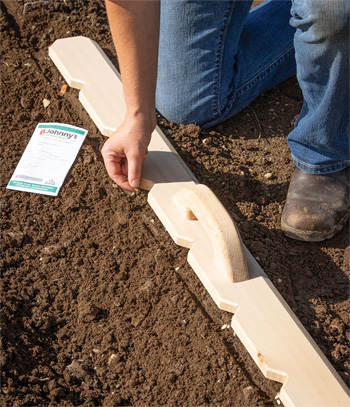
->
[1, 1, 349, 406]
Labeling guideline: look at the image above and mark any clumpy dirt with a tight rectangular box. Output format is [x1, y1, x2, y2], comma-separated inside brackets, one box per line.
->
[1, 1, 349, 406]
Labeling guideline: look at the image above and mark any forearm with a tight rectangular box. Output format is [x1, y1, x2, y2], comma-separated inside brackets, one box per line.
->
[105, 0, 160, 128]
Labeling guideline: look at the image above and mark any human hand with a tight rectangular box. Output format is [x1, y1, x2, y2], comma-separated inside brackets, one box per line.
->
[101, 116, 155, 191]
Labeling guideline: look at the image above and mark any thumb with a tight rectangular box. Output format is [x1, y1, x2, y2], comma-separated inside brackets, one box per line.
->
[128, 152, 143, 189]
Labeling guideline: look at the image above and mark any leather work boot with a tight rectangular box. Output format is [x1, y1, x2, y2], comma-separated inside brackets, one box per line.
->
[281, 167, 349, 241]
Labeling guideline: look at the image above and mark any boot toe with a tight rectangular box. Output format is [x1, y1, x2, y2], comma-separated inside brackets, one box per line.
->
[281, 168, 349, 241]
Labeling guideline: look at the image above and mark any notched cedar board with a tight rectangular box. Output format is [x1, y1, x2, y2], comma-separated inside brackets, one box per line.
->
[49, 36, 350, 407]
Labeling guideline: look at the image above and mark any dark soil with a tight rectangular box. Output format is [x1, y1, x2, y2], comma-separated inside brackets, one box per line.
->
[1, 1, 349, 406]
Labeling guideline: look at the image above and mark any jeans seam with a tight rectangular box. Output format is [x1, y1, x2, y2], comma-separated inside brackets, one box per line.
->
[214, 0, 236, 120]
[226, 44, 295, 108]
[292, 156, 350, 169]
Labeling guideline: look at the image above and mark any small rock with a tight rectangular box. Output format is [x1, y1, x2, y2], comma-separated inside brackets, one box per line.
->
[169, 361, 185, 376]
[66, 360, 87, 379]
[42, 244, 64, 257]
[83, 155, 93, 165]
[264, 172, 273, 179]
[202, 138, 210, 146]
[20, 97, 27, 109]
[131, 314, 145, 327]
[256, 196, 267, 205]
[108, 354, 118, 365]
[50, 387, 65, 399]
[78, 301, 101, 323]
[48, 379, 56, 391]
[6, 228, 24, 246]
[140, 280, 153, 292]
[243, 386, 259, 401]
[43, 98, 51, 108]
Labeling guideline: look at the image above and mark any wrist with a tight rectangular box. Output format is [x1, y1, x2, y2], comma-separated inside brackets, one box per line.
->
[124, 109, 157, 132]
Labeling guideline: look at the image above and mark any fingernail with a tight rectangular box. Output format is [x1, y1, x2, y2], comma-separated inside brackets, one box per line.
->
[130, 179, 138, 188]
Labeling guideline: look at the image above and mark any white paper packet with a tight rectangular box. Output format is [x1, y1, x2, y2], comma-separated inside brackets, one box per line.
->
[7, 123, 88, 196]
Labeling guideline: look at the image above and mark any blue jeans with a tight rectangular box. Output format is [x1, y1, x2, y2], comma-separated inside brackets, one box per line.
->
[156, 0, 349, 174]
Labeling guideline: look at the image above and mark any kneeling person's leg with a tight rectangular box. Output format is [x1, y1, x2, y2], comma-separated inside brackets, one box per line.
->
[283, 0, 349, 241]
[156, 0, 295, 128]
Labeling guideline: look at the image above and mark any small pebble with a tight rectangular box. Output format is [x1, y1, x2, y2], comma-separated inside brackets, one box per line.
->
[43, 98, 50, 108]
[108, 354, 118, 365]
[243, 386, 258, 400]
[264, 172, 273, 179]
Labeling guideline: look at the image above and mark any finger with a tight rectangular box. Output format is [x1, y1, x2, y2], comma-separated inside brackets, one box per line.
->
[142, 148, 148, 165]
[114, 174, 134, 191]
[103, 155, 134, 191]
[127, 153, 143, 189]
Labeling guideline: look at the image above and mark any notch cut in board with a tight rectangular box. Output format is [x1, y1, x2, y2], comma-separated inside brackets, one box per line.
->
[49, 36, 350, 407]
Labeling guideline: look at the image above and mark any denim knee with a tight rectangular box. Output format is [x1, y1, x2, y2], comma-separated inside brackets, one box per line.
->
[156, 98, 203, 126]
[291, 0, 349, 42]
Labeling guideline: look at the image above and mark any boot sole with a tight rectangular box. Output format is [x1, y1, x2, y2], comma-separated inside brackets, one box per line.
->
[281, 211, 349, 242]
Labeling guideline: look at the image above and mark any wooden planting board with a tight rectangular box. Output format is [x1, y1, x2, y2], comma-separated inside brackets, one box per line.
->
[49, 36, 349, 406]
